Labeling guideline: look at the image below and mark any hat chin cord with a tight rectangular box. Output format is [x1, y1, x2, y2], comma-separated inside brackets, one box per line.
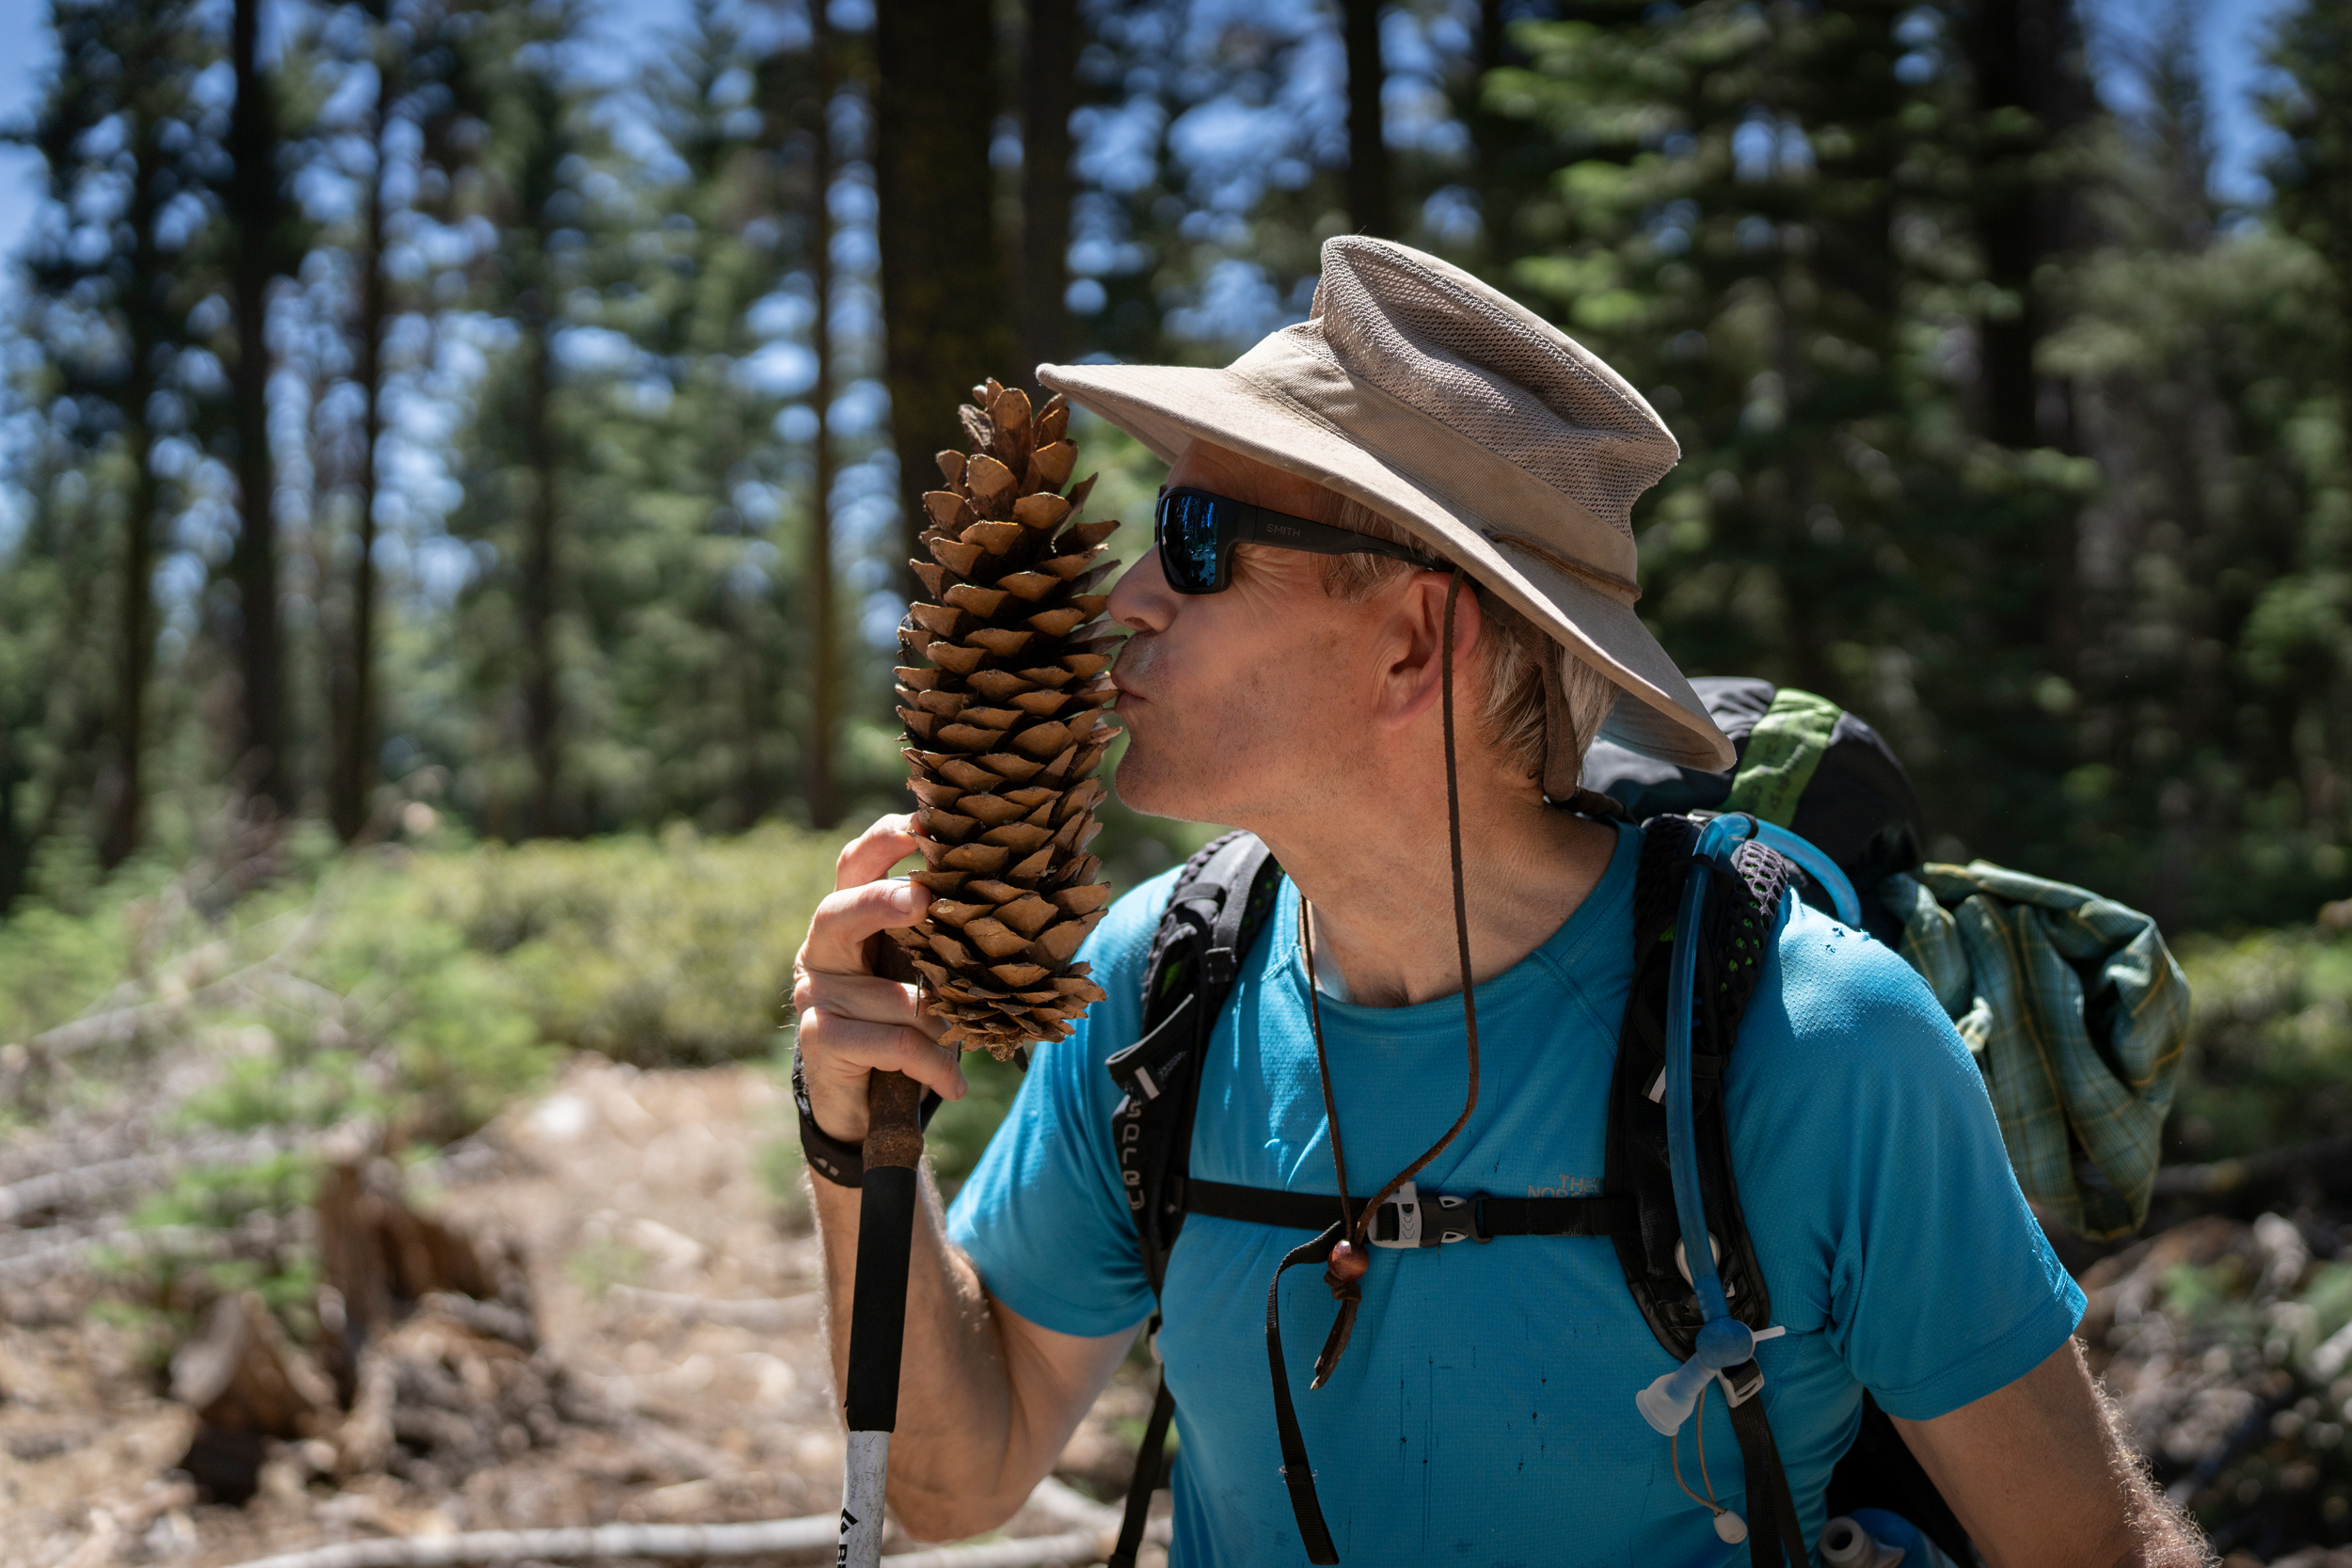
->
[1295, 567, 1485, 1384]
[1259, 571, 1486, 1566]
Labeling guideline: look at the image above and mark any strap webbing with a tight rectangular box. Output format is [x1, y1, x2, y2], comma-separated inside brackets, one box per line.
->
[1725, 1380, 1811, 1568]
[1723, 688, 1842, 828]
[1263, 1222, 1344, 1565]
[1185, 1180, 1627, 1241]
[1109, 1371, 1176, 1568]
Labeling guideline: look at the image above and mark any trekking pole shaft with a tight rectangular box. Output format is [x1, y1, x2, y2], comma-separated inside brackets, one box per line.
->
[838, 1069, 926, 1568]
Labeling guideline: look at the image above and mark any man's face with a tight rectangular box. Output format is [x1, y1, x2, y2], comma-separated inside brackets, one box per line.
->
[1105, 441, 1394, 828]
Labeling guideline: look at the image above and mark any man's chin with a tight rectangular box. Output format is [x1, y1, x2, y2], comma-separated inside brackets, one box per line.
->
[1104, 743, 1212, 826]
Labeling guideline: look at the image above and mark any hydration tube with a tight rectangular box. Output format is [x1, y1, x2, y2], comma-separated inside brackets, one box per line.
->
[1746, 819, 1861, 928]
[1636, 814, 1791, 1437]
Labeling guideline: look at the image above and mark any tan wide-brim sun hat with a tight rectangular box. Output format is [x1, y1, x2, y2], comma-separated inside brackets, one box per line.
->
[1038, 235, 1735, 775]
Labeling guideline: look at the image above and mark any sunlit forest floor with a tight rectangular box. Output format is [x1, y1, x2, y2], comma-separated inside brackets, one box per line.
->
[0, 1058, 1160, 1568]
[6, 824, 2352, 1564]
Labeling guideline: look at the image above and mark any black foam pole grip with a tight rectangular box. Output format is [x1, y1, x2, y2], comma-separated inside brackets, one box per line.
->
[844, 1165, 918, 1433]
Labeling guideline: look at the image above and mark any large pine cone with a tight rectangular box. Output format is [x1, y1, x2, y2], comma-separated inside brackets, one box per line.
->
[888, 379, 1118, 1058]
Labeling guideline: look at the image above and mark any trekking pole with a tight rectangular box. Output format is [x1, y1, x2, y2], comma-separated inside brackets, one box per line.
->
[837, 1068, 925, 1568]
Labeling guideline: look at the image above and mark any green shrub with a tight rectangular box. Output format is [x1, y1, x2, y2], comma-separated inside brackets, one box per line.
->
[2170, 927, 2352, 1162]
[408, 822, 838, 1067]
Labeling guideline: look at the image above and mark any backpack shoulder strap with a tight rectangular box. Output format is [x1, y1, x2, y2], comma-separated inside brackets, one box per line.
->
[1606, 813, 1790, 1358]
[1105, 832, 1282, 1568]
[1609, 814, 1817, 1568]
[1104, 830, 1284, 1297]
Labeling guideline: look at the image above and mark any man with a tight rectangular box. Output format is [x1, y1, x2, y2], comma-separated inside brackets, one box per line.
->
[792, 237, 2205, 1565]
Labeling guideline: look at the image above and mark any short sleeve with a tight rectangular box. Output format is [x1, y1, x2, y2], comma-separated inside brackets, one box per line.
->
[1731, 907, 2088, 1422]
[942, 870, 1178, 1339]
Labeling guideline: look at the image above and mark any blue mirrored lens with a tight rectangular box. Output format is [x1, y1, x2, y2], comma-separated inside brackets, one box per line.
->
[1157, 493, 1224, 593]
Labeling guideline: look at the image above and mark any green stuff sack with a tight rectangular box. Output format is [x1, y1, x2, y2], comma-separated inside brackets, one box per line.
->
[1581, 677, 2188, 1238]
[1883, 863, 2186, 1238]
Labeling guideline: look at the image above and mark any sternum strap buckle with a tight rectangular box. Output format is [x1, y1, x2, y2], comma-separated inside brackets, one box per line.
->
[1368, 1180, 1490, 1247]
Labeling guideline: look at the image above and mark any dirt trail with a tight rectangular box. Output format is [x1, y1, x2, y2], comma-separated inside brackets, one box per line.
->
[0, 1060, 1154, 1568]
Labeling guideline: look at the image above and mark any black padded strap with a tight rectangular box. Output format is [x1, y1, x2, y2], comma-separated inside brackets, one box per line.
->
[1185, 1180, 1627, 1241]
[1200, 832, 1270, 990]
[1110, 1370, 1176, 1568]
[1111, 832, 1289, 1560]
[1263, 1221, 1344, 1565]
[1608, 816, 1791, 1360]
[1726, 1380, 1810, 1568]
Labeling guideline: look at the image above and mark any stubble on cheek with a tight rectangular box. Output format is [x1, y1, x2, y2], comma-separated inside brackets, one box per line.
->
[1113, 624, 1354, 824]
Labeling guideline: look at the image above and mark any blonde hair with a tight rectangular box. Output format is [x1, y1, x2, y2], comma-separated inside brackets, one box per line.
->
[1307, 492, 1617, 784]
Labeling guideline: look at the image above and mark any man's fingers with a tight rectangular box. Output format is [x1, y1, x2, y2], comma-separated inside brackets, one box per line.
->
[800, 878, 932, 977]
[835, 813, 922, 892]
[798, 1012, 968, 1103]
[793, 970, 945, 1041]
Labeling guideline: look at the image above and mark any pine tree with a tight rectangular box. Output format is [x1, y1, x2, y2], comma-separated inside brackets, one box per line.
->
[1489, 1, 1921, 694]
[0, 419, 115, 910]
[19, 0, 220, 867]
[2265, 0, 2352, 463]
[615, 0, 806, 830]
[1020, 0, 1077, 374]
[326, 0, 488, 841]
[438, 0, 608, 836]
[873, 0, 1013, 594]
[225, 0, 298, 813]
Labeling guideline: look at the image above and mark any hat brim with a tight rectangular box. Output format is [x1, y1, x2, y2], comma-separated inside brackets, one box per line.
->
[1039, 357, 1735, 772]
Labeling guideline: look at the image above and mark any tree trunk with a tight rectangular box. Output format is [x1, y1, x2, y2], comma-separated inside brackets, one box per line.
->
[332, 51, 393, 844]
[99, 146, 168, 871]
[1962, 0, 2095, 674]
[1020, 0, 1076, 378]
[228, 0, 286, 814]
[805, 7, 840, 832]
[521, 307, 560, 839]
[874, 0, 1013, 597]
[1343, 0, 1391, 238]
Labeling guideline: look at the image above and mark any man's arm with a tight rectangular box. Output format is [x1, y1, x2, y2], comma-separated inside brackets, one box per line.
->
[808, 1167, 1136, 1538]
[1895, 1338, 2210, 1568]
[795, 816, 1137, 1541]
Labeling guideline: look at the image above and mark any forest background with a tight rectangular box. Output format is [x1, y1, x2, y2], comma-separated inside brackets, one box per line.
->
[10, 0, 2352, 1556]
[3, 0, 2352, 1185]
[7, 0, 2352, 1250]
[8, 0, 2352, 931]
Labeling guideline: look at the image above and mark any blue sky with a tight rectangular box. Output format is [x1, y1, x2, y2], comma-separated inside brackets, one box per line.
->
[0, 0, 2309, 297]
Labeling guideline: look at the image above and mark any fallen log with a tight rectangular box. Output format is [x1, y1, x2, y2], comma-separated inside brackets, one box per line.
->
[208, 1513, 1167, 1568]
[0, 1223, 214, 1285]
[0, 1128, 305, 1225]
[881, 1529, 1118, 1568]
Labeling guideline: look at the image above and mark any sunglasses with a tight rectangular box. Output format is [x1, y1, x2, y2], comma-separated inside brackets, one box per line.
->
[1152, 486, 1436, 594]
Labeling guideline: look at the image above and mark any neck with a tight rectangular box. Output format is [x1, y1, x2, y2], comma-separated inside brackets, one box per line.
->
[1249, 754, 1617, 1010]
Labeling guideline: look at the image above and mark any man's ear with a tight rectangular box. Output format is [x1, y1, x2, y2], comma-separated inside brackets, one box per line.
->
[1374, 571, 1482, 729]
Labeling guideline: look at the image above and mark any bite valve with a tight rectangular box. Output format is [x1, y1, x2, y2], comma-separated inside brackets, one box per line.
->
[1635, 1318, 1786, 1435]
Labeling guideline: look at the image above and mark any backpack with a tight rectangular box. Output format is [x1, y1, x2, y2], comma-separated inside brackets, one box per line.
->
[1100, 680, 2187, 1568]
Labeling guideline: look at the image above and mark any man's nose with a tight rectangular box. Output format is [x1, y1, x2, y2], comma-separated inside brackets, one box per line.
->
[1107, 541, 1176, 634]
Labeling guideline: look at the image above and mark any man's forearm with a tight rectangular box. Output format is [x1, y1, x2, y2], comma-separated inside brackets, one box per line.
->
[811, 1167, 1048, 1540]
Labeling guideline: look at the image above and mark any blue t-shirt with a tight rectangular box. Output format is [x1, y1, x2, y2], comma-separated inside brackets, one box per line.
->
[946, 821, 2083, 1567]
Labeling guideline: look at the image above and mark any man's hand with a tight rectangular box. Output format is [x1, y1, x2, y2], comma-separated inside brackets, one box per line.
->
[794, 814, 1136, 1542]
[791, 813, 963, 1143]
[1898, 1338, 2211, 1568]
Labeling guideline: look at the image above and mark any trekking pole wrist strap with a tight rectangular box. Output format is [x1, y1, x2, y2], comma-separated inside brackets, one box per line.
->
[795, 1048, 942, 1189]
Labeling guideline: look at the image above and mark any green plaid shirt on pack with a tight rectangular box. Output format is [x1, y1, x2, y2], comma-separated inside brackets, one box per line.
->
[1881, 862, 2189, 1240]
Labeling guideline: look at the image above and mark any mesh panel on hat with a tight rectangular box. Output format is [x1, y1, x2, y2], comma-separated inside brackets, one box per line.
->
[1307, 240, 1677, 539]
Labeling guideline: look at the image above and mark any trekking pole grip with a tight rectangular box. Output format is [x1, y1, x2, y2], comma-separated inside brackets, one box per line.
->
[864, 1069, 925, 1170]
[838, 1067, 927, 1568]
